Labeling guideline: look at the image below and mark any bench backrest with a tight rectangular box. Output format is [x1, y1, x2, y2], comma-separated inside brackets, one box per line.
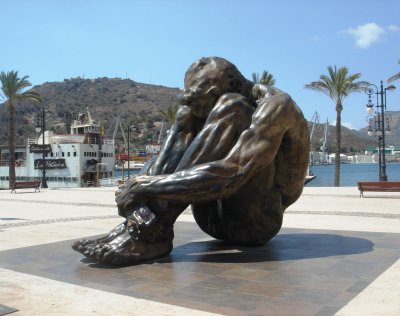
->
[14, 181, 41, 188]
[357, 181, 400, 190]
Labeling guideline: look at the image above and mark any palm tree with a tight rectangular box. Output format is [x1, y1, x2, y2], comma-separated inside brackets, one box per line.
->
[0, 71, 41, 189]
[305, 66, 368, 186]
[160, 103, 179, 126]
[252, 70, 276, 86]
[388, 60, 400, 83]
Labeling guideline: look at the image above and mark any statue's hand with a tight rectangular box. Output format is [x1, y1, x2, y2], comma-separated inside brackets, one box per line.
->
[123, 175, 153, 189]
[115, 175, 167, 218]
[115, 175, 151, 218]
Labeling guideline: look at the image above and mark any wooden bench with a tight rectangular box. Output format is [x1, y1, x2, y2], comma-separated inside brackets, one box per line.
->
[10, 181, 41, 193]
[357, 181, 400, 197]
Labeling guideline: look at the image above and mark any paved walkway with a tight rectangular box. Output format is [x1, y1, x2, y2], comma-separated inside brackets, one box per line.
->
[0, 187, 399, 315]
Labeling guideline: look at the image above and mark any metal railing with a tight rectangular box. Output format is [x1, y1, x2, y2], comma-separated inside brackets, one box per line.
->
[99, 177, 121, 187]
[0, 160, 27, 167]
[0, 160, 9, 166]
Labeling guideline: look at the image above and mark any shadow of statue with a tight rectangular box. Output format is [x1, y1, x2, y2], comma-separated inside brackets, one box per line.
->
[83, 233, 374, 268]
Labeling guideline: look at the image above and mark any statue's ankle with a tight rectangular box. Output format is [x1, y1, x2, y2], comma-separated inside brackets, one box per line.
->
[127, 205, 173, 244]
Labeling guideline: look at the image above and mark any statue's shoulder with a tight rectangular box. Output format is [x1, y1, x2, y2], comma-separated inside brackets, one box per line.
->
[251, 84, 287, 106]
[251, 86, 306, 124]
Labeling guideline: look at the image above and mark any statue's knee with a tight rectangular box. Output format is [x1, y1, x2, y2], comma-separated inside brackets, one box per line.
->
[208, 93, 254, 122]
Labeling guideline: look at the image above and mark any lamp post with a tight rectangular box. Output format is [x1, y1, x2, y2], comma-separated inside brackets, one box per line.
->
[127, 125, 135, 179]
[365, 81, 395, 181]
[35, 106, 49, 188]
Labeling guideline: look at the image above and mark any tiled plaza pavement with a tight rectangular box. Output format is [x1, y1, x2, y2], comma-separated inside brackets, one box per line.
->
[1, 187, 400, 315]
[1, 221, 399, 316]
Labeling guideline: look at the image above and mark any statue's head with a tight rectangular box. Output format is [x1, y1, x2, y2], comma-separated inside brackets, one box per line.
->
[179, 57, 248, 118]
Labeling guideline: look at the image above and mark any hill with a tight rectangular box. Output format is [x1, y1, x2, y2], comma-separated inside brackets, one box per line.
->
[359, 111, 400, 148]
[0, 77, 398, 152]
[0, 77, 180, 147]
[308, 122, 376, 154]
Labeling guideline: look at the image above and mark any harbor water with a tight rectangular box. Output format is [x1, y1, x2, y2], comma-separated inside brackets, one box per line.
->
[308, 163, 400, 187]
[115, 163, 400, 187]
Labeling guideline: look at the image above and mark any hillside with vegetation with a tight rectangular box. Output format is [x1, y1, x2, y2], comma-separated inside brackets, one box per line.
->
[0, 77, 180, 148]
[0, 77, 398, 153]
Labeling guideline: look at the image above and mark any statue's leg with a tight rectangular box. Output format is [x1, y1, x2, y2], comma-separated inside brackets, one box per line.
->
[71, 159, 160, 257]
[172, 94, 257, 238]
[191, 170, 284, 245]
[72, 162, 164, 250]
[194, 98, 310, 245]
[73, 205, 174, 265]
[73, 95, 255, 264]
[111, 93, 256, 233]
[72, 107, 195, 263]
[72, 157, 181, 263]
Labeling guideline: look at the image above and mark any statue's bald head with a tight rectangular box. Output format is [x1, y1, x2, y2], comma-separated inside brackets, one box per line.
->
[184, 57, 247, 97]
[180, 57, 250, 118]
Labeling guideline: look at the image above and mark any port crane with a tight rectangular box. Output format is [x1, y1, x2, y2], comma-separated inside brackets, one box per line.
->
[309, 112, 320, 165]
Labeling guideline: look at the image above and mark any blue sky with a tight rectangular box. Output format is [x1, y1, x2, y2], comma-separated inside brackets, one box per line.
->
[1, 0, 400, 130]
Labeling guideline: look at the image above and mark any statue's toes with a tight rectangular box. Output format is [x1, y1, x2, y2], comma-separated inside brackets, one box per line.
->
[72, 237, 106, 253]
[83, 243, 100, 258]
[71, 239, 90, 253]
[71, 241, 79, 251]
[93, 244, 110, 259]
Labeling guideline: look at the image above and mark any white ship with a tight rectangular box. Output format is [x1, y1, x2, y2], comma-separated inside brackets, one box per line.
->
[0, 109, 115, 189]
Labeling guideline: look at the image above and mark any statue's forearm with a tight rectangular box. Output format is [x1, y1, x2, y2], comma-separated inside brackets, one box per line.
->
[139, 161, 245, 203]
[150, 106, 195, 175]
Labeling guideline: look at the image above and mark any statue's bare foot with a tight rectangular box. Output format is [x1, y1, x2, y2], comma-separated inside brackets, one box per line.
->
[72, 205, 173, 265]
[71, 222, 126, 254]
[94, 226, 173, 265]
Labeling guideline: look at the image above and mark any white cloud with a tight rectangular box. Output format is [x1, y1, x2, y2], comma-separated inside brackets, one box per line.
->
[331, 120, 354, 130]
[388, 25, 400, 33]
[346, 23, 385, 48]
[342, 122, 354, 130]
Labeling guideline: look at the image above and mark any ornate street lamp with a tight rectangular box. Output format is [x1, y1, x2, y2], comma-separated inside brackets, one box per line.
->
[365, 81, 395, 181]
[127, 125, 135, 179]
[35, 106, 49, 188]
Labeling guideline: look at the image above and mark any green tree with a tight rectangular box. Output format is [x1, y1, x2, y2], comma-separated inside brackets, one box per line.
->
[252, 70, 276, 86]
[160, 103, 179, 126]
[305, 66, 368, 186]
[0, 71, 41, 189]
[388, 60, 400, 83]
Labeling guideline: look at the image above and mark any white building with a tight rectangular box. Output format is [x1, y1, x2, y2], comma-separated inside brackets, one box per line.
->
[0, 110, 115, 189]
[328, 153, 351, 164]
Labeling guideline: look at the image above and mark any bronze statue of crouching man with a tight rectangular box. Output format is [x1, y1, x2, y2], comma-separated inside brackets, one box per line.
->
[72, 57, 310, 265]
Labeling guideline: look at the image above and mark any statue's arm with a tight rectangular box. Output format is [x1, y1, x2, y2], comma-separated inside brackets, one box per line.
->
[149, 105, 195, 175]
[125, 94, 307, 205]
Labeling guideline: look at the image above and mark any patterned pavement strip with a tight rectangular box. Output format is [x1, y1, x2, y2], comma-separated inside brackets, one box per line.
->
[1, 198, 115, 208]
[0, 215, 120, 228]
[1, 210, 399, 229]
[286, 210, 400, 219]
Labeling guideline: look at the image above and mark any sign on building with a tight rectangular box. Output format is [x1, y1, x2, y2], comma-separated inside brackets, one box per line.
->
[30, 144, 52, 153]
[34, 159, 67, 169]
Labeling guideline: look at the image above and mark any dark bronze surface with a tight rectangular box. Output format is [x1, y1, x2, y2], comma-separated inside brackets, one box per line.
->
[0, 304, 18, 316]
[72, 57, 310, 265]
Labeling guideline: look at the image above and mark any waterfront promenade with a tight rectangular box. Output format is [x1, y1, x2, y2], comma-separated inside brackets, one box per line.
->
[0, 186, 399, 315]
